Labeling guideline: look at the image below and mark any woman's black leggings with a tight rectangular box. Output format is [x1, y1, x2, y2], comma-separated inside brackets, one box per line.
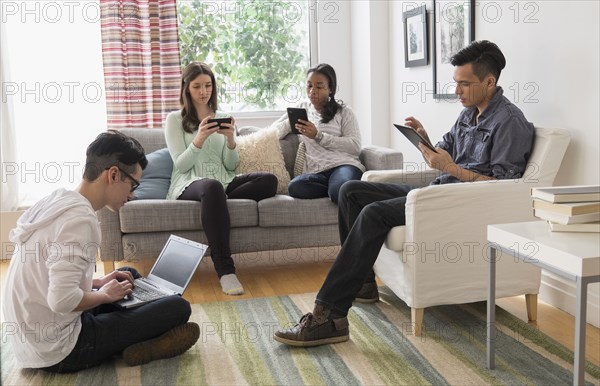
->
[178, 173, 278, 277]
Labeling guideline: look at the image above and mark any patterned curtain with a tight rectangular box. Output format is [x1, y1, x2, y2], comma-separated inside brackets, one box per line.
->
[100, 0, 181, 129]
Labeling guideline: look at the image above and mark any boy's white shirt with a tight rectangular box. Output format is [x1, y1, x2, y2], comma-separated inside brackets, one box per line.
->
[2, 188, 100, 368]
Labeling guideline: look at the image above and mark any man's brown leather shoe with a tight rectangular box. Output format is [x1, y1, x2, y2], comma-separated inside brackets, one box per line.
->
[355, 281, 379, 303]
[274, 305, 349, 347]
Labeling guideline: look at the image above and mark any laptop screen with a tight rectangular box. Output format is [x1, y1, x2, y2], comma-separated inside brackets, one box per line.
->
[149, 236, 206, 289]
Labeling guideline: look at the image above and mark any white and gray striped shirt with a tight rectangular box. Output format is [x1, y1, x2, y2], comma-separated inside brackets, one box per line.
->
[273, 101, 365, 173]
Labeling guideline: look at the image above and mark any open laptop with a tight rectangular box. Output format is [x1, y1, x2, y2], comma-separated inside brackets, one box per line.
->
[114, 235, 207, 309]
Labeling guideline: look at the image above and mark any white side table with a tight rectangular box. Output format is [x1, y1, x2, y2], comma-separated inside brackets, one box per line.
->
[487, 221, 600, 386]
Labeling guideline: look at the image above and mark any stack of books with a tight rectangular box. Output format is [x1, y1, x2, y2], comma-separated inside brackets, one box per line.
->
[531, 185, 600, 233]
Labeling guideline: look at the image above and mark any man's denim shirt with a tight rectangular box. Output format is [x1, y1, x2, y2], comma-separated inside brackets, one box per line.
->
[432, 87, 535, 185]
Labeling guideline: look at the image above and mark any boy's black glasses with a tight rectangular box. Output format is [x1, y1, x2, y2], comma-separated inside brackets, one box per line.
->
[106, 166, 140, 192]
[118, 167, 140, 192]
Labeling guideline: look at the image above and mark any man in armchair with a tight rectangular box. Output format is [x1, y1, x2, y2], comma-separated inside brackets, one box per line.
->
[274, 40, 535, 347]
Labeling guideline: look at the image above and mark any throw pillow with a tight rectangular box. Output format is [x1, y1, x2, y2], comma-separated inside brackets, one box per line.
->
[279, 132, 299, 178]
[293, 141, 306, 177]
[236, 127, 290, 194]
[133, 147, 173, 200]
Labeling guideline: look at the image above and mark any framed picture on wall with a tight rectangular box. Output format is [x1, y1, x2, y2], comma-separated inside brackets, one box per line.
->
[403, 5, 428, 68]
[433, 0, 475, 99]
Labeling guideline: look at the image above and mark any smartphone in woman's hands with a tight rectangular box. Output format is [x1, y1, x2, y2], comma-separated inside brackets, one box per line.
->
[207, 117, 232, 129]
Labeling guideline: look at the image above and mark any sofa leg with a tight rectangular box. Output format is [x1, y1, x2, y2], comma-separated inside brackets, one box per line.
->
[101, 261, 115, 276]
[411, 307, 424, 336]
[525, 294, 538, 321]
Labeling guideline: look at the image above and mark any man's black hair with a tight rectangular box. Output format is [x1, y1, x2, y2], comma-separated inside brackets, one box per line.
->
[83, 130, 147, 181]
[450, 40, 506, 82]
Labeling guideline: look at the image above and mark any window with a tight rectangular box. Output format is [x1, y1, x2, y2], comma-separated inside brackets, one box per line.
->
[1, 0, 315, 207]
[2, 1, 107, 207]
[177, 0, 313, 113]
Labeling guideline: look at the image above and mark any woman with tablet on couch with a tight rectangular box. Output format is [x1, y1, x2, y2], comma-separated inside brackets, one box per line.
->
[271, 63, 364, 204]
[165, 62, 278, 296]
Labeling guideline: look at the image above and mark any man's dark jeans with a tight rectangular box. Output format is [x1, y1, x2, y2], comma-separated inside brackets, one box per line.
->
[316, 181, 414, 316]
[43, 268, 191, 373]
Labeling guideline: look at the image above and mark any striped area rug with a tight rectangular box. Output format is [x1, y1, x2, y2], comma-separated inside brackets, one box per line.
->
[2, 288, 599, 385]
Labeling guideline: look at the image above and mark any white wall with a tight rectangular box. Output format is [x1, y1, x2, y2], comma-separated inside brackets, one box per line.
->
[317, 0, 352, 103]
[388, 0, 599, 186]
[350, 0, 373, 142]
[348, 1, 392, 146]
[474, 0, 600, 187]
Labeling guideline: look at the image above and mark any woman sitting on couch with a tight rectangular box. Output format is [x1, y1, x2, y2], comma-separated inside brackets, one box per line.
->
[165, 62, 278, 296]
[271, 63, 364, 203]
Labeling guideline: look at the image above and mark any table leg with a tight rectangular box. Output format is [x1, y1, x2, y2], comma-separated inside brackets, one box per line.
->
[573, 276, 588, 386]
[487, 246, 496, 369]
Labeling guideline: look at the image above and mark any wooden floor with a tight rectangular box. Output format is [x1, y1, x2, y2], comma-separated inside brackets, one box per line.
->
[1, 257, 598, 367]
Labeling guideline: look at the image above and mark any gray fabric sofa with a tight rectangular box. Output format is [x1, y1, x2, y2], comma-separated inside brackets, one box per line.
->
[98, 127, 403, 269]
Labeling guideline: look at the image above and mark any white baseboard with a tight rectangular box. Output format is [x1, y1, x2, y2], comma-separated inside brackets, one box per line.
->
[539, 270, 599, 328]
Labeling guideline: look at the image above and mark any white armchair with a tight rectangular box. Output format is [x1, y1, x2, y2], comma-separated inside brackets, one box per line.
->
[363, 128, 571, 335]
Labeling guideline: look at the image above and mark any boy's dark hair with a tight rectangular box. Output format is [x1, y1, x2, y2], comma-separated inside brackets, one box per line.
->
[83, 130, 147, 181]
[450, 40, 506, 82]
[307, 63, 344, 124]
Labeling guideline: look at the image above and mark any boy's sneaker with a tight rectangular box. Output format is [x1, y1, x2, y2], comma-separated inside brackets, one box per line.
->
[354, 282, 379, 303]
[123, 322, 200, 366]
[274, 305, 349, 347]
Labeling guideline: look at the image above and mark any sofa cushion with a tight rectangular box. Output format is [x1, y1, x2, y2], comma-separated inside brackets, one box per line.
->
[121, 128, 168, 153]
[133, 148, 173, 200]
[258, 195, 338, 227]
[236, 127, 290, 194]
[119, 199, 258, 233]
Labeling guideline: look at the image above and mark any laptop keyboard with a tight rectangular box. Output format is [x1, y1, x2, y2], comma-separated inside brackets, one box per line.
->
[133, 281, 169, 301]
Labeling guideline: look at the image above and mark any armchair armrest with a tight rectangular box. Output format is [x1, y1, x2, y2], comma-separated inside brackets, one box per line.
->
[362, 168, 441, 187]
[405, 178, 533, 244]
[360, 145, 403, 171]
